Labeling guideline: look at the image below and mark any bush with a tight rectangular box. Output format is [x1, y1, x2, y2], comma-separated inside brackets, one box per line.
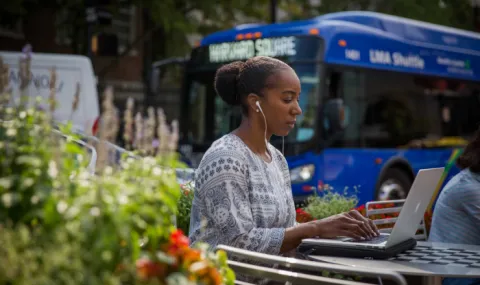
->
[0, 52, 234, 285]
[177, 182, 195, 235]
[301, 190, 359, 221]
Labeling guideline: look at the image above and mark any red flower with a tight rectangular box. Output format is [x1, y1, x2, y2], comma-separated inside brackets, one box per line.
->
[167, 229, 190, 256]
[172, 229, 189, 245]
[355, 204, 366, 216]
[296, 208, 314, 223]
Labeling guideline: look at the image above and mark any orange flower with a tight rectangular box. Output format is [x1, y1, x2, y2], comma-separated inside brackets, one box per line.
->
[136, 258, 166, 280]
[195, 270, 220, 285]
[206, 267, 223, 285]
[182, 249, 202, 266]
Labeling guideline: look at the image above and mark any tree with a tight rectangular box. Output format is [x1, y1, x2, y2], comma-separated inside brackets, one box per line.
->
[1, 0, 271, 57]
[138, 0, 271, 59]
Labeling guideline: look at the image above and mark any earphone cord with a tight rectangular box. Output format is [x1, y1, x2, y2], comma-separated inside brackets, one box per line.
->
[258, 105, 285, 156]
[257, 107, 269, 155]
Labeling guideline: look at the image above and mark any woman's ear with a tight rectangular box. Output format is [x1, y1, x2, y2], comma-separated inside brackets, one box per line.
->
[246, 93, 260, 113]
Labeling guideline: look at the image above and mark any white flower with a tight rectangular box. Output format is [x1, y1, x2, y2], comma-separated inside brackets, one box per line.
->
[118, 195, 128, 204]
[78, 170, 91, 180]
[152, 167, 162, 176]
[2, 193, 13, 208]
[66, 206, 80, 219]
[6, 128, 17, 137]
[22, 178, 34, 188]
[90, 207, 100, 217]
[48, 160, 58, 178]
[0, 177, 13, 189]
[57, 201, 68, 214]
[104, 166, 113, 175]
[79, 179, 90, 188]
[31, 195, 40, 204]
[19, 111, 26, 119]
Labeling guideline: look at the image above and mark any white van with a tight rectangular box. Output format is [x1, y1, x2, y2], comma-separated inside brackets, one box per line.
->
[0, 51, 100, 134]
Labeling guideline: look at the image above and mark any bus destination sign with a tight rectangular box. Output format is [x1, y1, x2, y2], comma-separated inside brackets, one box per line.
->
[208, 36, 297, 63]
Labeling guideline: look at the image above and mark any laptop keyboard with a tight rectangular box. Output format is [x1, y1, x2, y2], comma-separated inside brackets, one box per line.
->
[352, 235, 389, 244]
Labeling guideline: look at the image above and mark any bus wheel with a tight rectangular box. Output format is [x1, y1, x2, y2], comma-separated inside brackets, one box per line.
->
[376, 168, 412, 201]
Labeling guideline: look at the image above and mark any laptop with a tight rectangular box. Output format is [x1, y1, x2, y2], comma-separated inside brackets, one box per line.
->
[298, 167, 444, 259]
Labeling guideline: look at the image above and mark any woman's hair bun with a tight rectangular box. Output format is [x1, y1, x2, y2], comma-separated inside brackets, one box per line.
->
[214, 61, 244, 106]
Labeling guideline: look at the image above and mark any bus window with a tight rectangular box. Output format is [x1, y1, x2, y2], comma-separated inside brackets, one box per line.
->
[188, 81, 207, 143]
[323, 72, 345, 136]
[185, 72, 216, 144]
[322, 69, 365, 147]
[360, 69, 443, 148]
[214, 95, 242, 139]
[437, 90, 480, 138]
[271, 62, 321, 145]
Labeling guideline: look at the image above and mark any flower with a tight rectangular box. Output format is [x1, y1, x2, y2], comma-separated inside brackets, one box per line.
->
[171, 229, 190, 248]
[166, 229, 190, 256]
[136, 258, 166, 280]
[296, 208, 314, 223]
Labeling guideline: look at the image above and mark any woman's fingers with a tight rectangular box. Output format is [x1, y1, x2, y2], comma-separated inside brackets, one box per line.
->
[348, 210, 378, 237]
[340, 229, 363, 241]
[342, 220, 370, 239]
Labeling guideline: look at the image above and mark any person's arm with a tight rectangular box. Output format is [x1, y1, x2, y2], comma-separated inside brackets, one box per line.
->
[459, 182, 480, 224]
[280, 211, 378, 253]
[274, 148, 378, 253]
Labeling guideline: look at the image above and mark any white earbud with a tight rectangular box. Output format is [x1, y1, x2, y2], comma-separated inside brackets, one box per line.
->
[255, 101, 262, 112]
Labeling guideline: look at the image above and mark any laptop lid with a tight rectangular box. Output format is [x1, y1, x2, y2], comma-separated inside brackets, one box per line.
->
[301, 167, 444, 249]
[384, 167, 444, 247]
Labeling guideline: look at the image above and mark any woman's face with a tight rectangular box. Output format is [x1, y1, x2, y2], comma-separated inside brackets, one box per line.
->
[261, 68, 303, 137]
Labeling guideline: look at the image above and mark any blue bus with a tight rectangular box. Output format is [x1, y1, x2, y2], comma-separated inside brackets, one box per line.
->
[176, 11, 480, 208]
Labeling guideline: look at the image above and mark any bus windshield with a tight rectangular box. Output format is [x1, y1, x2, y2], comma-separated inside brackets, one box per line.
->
[181, 36, 323, 151]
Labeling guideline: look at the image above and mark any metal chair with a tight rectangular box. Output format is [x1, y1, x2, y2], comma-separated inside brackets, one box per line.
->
[365, 199, 428, 240]
[216, 245, 407, 285]
[73, 132, 139, 166]
[52, 129, 97, 174]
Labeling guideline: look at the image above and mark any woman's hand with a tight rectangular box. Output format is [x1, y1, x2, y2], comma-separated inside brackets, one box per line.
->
[312, 210, 380, 240]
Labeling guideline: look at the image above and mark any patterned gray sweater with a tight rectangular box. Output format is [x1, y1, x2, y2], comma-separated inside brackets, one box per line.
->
[189, 133, 296, 255]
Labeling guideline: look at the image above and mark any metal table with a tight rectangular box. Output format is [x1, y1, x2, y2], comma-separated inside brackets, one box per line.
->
[308, 242, 480, 285]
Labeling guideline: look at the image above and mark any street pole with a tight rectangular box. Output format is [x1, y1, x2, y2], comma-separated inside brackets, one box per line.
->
[86, 7, 96, 58]
[270, 0, 277, 23]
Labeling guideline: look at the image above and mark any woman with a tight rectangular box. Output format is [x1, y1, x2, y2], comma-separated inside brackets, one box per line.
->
[429, 127, 480, 285]
[189, 56, 379, 257]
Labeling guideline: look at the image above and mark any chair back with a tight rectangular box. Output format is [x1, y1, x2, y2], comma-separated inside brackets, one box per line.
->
[52, 129, 97, 174]
[366, 199, 428, 240]
[216, 245, 407, 285]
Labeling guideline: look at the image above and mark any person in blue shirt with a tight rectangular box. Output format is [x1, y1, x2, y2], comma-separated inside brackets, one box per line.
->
[429, 127, 480, 285]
